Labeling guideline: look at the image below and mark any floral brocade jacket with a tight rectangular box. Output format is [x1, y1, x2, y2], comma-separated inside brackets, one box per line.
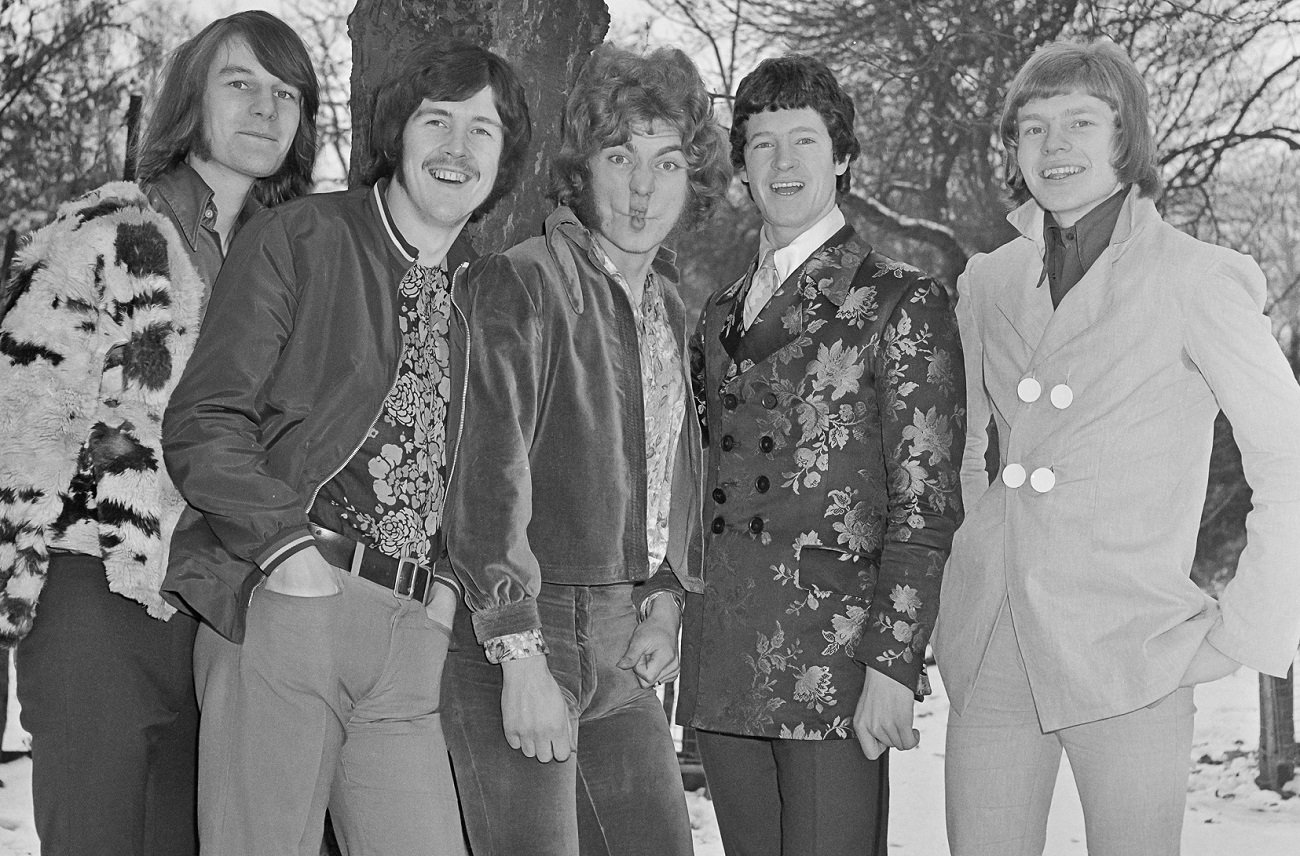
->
[678, 225, 966, 740]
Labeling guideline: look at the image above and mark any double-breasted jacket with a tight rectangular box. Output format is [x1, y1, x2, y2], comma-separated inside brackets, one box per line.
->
[678, 224, 965, 740]
[935, 190, 1300, 731]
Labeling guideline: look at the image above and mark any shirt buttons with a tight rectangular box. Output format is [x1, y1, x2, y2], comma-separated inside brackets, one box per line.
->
[759, 436, 775, 454]
[748, 517, 764, 534]
[1050, 383, 1074, 409]
[711, 517, 726, 534]
[761, 392, 778, 409]
[1030, 467, 1056, 493]
[723, 393, 739, 410]
[712, 488, 727, 504]
[1001, 463, 1027, 489]
[1017, 378, 1042, 403]
[720, 435, 736, 452]
[755, 475, 770, 493]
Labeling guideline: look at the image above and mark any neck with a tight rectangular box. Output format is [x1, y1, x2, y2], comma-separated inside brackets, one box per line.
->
[384, 180, 461, 266]
[594, 233, 655, 302]
[767, 200, 838, 249]
[186, 154, 255, 250]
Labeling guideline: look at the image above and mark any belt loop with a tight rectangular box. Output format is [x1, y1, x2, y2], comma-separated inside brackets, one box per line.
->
[349, 541, 364, 576]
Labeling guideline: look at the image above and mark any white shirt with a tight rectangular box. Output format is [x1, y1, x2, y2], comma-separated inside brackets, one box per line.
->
[743, 206, 847, 329]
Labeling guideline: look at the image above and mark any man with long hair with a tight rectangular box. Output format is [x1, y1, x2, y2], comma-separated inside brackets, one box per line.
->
[161, 43, 531, 855]
[442, 44, 729, 855]
[0, 10, 317, 856]
[938, 39, 1300, 855]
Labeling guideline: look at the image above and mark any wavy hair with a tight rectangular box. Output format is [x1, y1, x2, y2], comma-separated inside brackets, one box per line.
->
[365, 43, 531, 220]
[1001, 39, 1161, 204]
[730, 55, 860, 196]
[551, 44, 731, 231]
[135, 10, 319, 207]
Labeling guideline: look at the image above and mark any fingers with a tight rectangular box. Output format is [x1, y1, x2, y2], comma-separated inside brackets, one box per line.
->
[505, 723, 572, 763]
[857, 729, 887, 761]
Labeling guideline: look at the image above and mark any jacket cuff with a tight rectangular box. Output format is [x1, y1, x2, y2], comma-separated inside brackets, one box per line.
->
[255, 525, 314, 574]
[634, 565, 687, 617]
[470, 598, 542, 644]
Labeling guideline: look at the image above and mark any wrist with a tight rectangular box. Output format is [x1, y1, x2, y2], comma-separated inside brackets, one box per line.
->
[638, 590, 682, 625]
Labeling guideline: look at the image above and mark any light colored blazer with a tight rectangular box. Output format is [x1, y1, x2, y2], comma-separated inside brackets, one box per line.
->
[935, 188, 1300, 731]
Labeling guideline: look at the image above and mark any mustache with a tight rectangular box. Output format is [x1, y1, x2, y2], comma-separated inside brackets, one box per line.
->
[421, 155, 478, 178]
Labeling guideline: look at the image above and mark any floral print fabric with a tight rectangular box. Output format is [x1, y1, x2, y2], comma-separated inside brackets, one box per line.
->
[310, 263, 452, 562]
[681, 228, 965, 740]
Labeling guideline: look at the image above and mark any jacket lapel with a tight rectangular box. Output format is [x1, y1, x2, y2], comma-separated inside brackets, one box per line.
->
[724, 224, 856, 373]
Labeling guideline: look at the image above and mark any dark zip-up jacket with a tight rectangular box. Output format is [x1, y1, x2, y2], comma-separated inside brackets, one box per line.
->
[445, 207, 703, 644]
[161, 183, 474, 643]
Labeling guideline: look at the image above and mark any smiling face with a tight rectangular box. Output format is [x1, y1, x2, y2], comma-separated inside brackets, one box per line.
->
[740, 107, 848, 247]
[387, 86, 504, 241]
[192, 36, 300, 191]
[586, 121, 690, 279]
[1015, 90, 1122, 227]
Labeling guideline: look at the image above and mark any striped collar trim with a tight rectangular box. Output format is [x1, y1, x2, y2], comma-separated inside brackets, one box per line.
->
[373, 181, 419, 264]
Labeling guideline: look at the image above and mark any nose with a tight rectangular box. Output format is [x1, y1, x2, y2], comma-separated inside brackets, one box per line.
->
[443, 124, 469, 158]
[774, 140, 796, 170]
[250, 89, 278, 120]
[1042, 123, 1069, 153]
[630, 161, 654, 196]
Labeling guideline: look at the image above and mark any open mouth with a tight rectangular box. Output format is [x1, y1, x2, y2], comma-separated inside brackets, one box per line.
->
[1040, 165, 1085, 180]
[431, 168, 472, 184]
[770, 180, 804, 195]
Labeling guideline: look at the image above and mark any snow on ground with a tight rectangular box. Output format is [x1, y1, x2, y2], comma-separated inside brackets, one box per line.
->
[0, 665, 1294, 854]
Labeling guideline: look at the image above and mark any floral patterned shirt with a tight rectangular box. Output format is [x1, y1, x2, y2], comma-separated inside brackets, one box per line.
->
[591, 239, 685, 571]
[310, 263, 452, 562]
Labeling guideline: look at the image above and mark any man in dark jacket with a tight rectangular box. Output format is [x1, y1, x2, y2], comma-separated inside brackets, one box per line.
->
[0, 12, 317, 856]
[678, 55, 965, 856]
[161, 44, 530, 856]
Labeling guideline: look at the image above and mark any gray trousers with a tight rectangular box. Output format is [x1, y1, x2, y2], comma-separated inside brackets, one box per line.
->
[194, 568, 465, 856]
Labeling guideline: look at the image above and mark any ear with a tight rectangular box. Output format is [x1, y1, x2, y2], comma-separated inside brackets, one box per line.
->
[739, 164, 750, 186]
[834, 157, 849, 177]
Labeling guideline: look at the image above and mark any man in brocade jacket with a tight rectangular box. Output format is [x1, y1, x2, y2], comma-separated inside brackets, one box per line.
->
[678, 54, 965, 856]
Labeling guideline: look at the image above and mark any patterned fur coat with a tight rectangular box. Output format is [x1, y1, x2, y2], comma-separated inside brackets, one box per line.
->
[0, 182, 205, 643]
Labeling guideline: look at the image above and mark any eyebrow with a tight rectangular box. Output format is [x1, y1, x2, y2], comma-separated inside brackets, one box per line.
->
[415, 105, 503, 128]
[216, 64, 257, 77]
[1018, 106, 1107, 122]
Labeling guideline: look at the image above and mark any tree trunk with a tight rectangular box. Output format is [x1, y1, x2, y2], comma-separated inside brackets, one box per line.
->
[1256, 666, 1298, 792]
[347, 0, 610, 251]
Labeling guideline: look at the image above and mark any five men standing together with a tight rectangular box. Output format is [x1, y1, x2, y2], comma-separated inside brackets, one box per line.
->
[1, 12, 1299, 856]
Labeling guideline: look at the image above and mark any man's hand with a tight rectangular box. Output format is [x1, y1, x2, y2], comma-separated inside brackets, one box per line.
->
[617, 595, 682, 689]
[425, 582, 457, 629]
[854, 667, 920, 761]
[501, 656, 573, 763]
[263, 547, 340, 596]
[1179, 639, 1241, 687]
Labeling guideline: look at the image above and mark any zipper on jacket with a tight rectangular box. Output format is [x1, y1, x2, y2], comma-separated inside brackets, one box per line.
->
[445, 261, 471, 497]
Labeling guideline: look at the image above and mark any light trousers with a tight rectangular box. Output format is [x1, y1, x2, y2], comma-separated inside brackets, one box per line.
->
[194, 568, 465, 856]
[945, 605, 1196, 856]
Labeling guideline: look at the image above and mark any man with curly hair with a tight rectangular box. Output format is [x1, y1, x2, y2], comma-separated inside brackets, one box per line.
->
[0, 12, 317, 855]
[677, 55, 965, 856]
[161, 43, 530, 855]
[441, 44, 730, 855]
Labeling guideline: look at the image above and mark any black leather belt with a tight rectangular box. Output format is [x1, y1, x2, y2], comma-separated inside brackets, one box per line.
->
[309, 524, 435, 605]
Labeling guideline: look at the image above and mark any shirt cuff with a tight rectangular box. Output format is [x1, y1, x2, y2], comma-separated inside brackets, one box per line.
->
[637, 589, 684, 622]
[483, 629, 549, 664]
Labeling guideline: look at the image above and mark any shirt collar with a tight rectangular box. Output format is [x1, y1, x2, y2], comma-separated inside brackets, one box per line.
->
[145, 162, 221, 252]
[758, 206, 846, 282]
[1044, 184, 1128, 259]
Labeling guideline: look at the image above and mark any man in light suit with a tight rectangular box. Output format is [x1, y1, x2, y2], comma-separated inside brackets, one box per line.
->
[937, 38, 1300, 856]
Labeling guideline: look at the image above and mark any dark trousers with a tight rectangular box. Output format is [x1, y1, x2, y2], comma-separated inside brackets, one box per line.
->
[697, 729, 889, 856]
[15, 552, 199, 856]
[443, 582, 693, 856]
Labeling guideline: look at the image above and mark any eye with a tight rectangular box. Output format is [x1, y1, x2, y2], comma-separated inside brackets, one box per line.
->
[796, 136, 817, 145]
[657, 159, 685, 172]
[750, 140, 773, 150]
[424, 116, 448, 128]
[227, 79, 251, 91]
[1071, 117, 1095, 128]
[1019, 125, 1044, 138]
[608, 152, 631, 165]
[274, 88, 298, 102]
[471, 126, 495, 137]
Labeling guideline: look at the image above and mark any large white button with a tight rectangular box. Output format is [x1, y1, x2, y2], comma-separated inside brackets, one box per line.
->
[1017, 377, 1042, 403]
[1002, 463, 1026, 488]
[1050, 383, 1074, 409]
[1030, 467, 1056, 493]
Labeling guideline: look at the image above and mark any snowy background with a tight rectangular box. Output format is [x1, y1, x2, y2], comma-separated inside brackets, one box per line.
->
[0, 662, 1294, 854]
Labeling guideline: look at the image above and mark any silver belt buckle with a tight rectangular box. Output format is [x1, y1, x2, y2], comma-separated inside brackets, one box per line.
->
[393, 555, 429, 602]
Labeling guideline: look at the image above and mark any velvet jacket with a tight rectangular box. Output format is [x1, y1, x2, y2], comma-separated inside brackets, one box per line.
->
[679, 224, 965, 740]
[444, 207, 704, 644]
[935, 189, 1300, 731]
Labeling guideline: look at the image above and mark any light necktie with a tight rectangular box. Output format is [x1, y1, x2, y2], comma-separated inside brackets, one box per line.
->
[743, 248, 779, 329]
